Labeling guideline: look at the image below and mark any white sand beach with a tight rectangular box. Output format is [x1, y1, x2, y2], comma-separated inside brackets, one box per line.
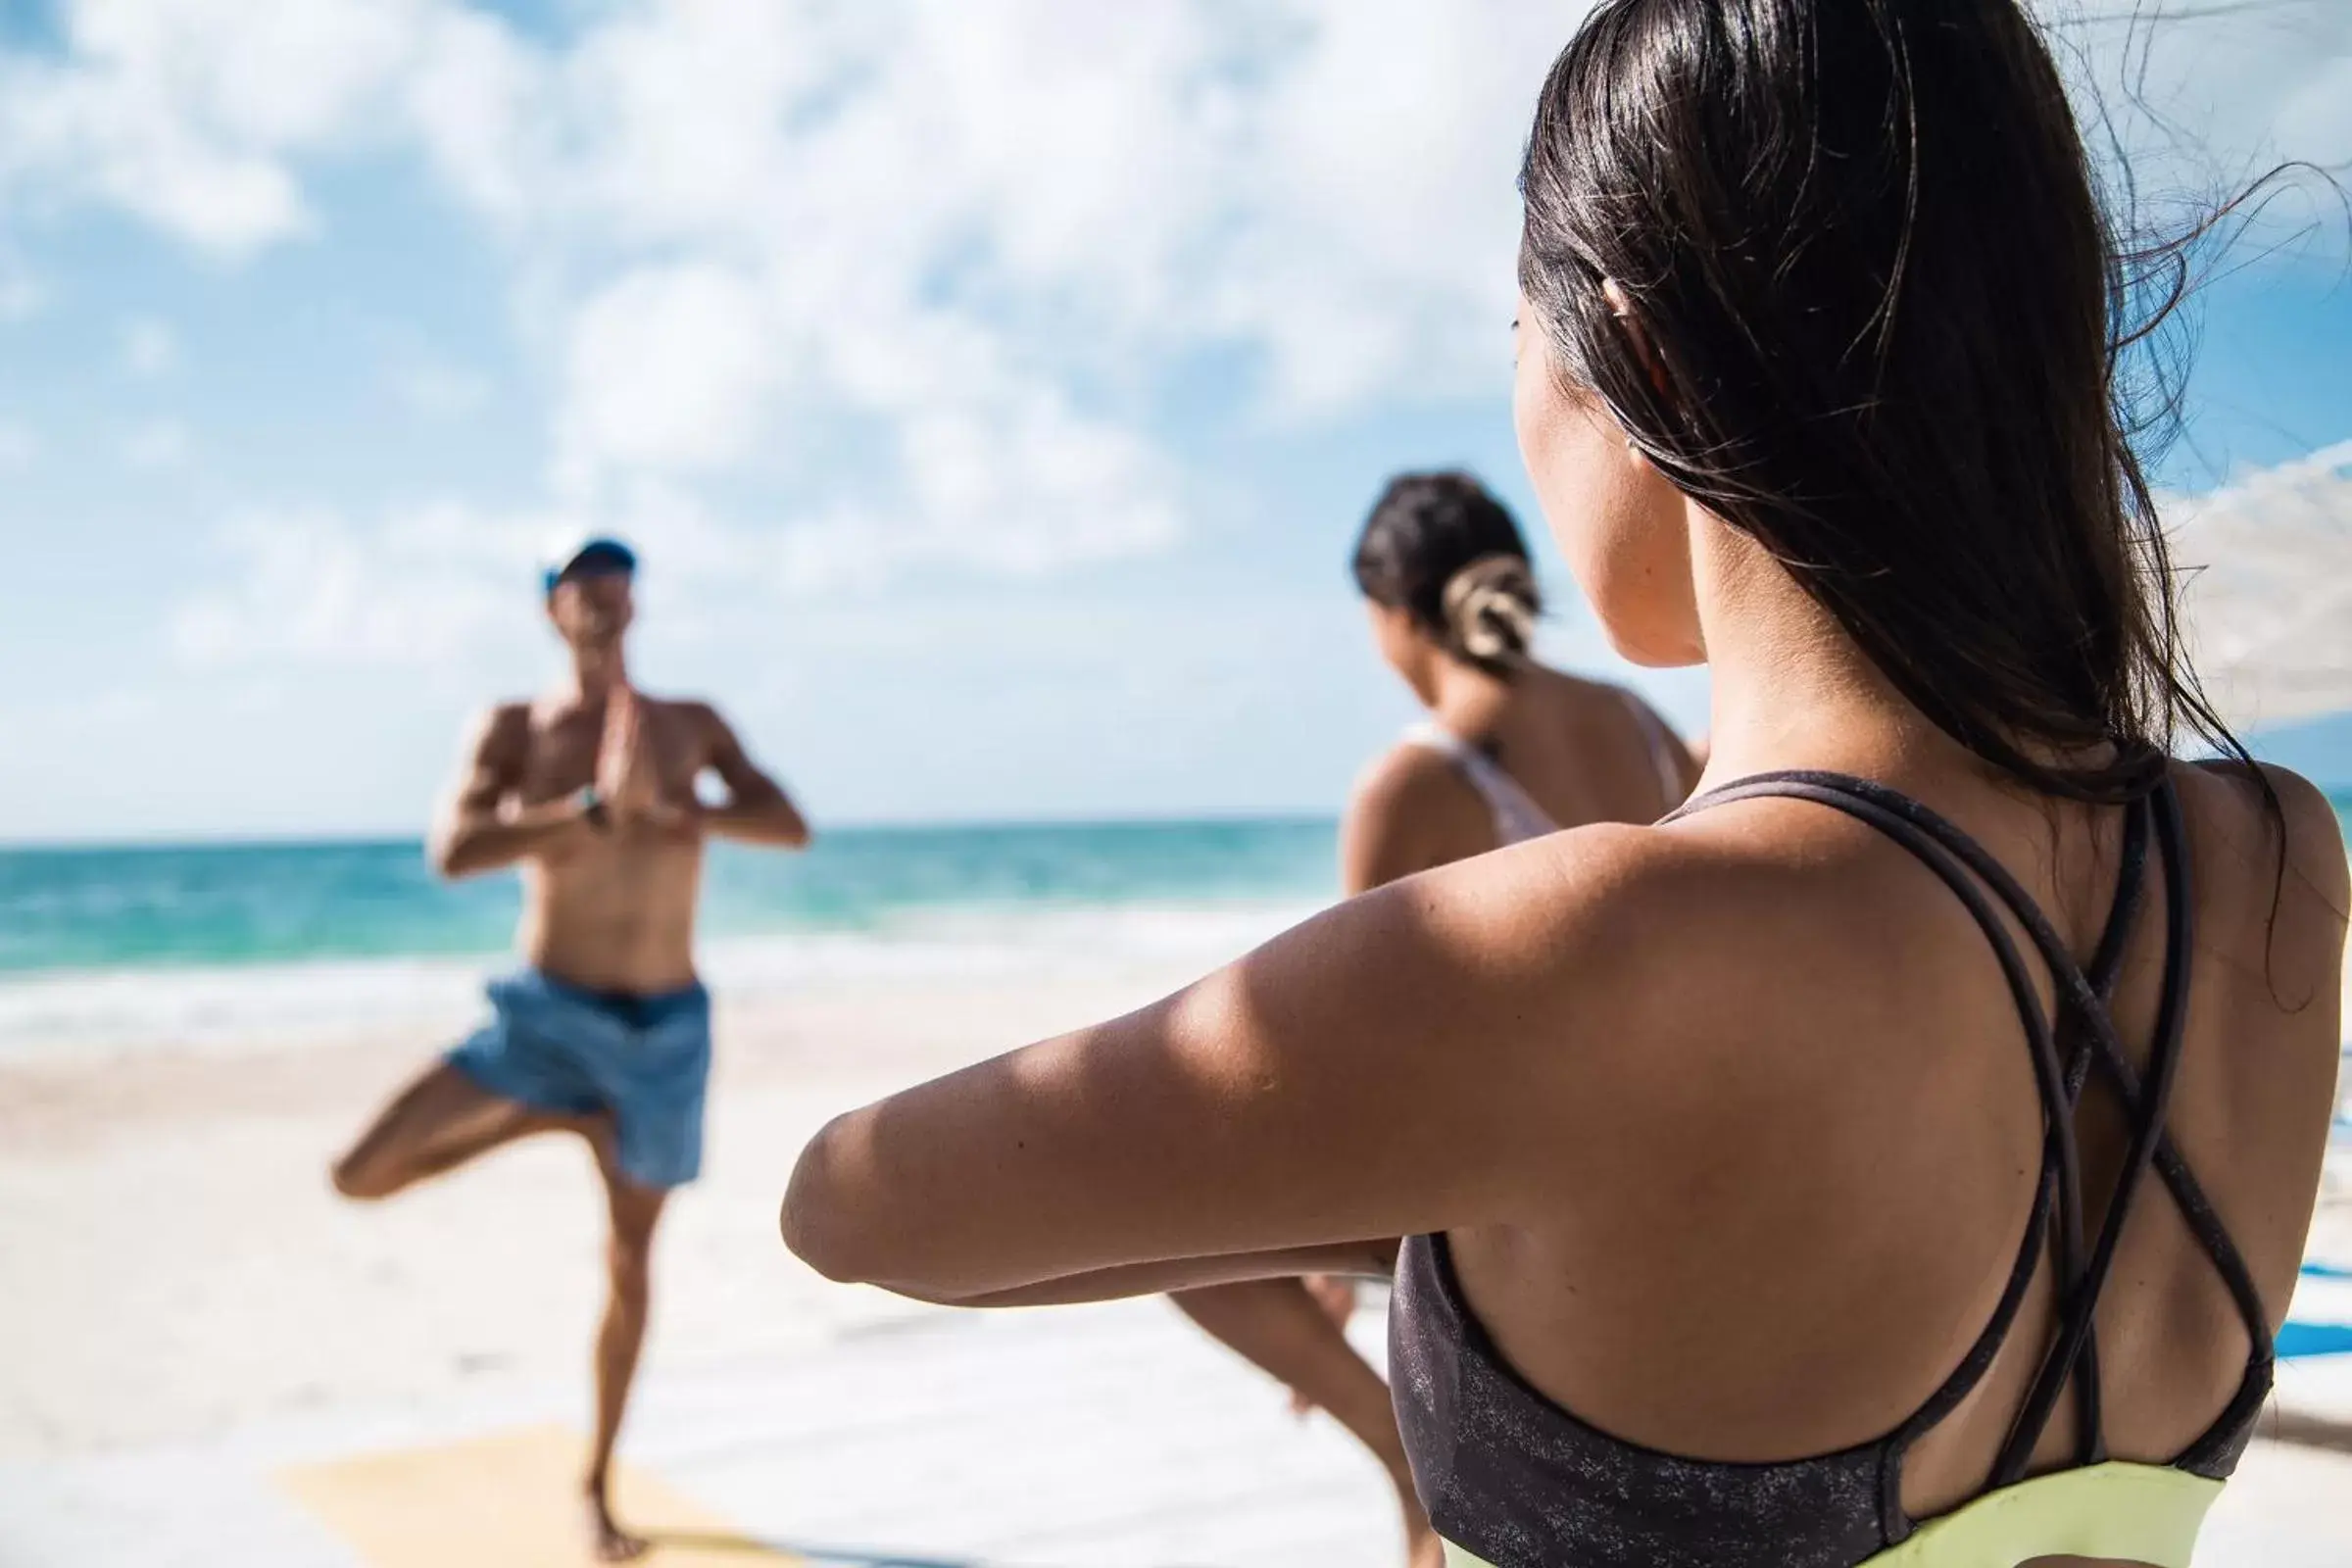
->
[2, 954, 2348, 1567]
[0, 962, 1210, 1458]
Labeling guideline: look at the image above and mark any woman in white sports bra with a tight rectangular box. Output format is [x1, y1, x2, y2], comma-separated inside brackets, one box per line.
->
[1169, 470, 1698, 1567]
[1352, 472, 1694, 859]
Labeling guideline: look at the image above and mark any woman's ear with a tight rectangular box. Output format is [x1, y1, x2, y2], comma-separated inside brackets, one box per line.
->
[1602, 278, 1673, 402]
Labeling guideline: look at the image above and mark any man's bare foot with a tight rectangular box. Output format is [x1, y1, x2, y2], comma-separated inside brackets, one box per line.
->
[584, 1483, 650, 1563]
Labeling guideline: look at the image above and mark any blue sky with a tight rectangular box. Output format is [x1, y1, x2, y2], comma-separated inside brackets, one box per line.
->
[0, 0, 2347, 843]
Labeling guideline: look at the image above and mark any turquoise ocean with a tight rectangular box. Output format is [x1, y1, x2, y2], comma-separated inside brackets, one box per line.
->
[0, 820, 1341, 1055]
[5, 805, 2350, 1130]
[23, 797, 2352, 979]
[0, 819, 1339, 975]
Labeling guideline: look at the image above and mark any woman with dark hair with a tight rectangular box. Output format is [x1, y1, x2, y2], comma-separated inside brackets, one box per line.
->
[1342, 470, 1696, 869]
[784, 3, 2345, 1564]
[1168, 470, 1694, 1566]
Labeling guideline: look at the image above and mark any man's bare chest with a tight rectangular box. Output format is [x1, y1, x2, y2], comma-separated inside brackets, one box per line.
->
[513, 708, 706, 805]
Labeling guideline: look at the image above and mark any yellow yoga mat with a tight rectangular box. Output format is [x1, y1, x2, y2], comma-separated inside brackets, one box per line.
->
[279, 1425, 805, 1567]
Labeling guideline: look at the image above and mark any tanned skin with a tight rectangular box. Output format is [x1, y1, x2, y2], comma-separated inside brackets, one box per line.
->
[330, 564, 808, 1560]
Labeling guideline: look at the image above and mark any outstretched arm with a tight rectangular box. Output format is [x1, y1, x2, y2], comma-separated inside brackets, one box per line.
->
[427, 706, 596, 879]
[692, 704, 810, 848]
[945, 1240, 1401, 1308]
[781, 829, 1662, 1303]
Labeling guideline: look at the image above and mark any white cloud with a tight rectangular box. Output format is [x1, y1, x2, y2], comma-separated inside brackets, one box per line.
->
[2169, 440, 2352, 731]
[3, 2, 1573, 576]
[555, 262, 779, 489]
[477, 1, 1586, 579]
[120, 316, 177, 377]
[171, 503, 545, 670]
[0, 54, 304, 259]
[0, 0, 446, 256]
[14, 1, 2352, 605]
[122, 416, 190, 468]
[75, 0, 419, 149]
[395, 7, 553, 227]
[2044, 2, 2352, 256]
[168, 487, 792, 671]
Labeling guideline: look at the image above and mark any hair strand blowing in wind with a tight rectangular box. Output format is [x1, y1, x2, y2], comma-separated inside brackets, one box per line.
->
[1517, 0, 2295, 808]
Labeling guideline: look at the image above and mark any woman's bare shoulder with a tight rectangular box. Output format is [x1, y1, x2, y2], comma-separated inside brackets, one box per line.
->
[1328, 811, 1949, 1218]
[1388, 803, 1870, 975]
[1340, 736, 1496, 885]
[2180, 757, 2345, 876]
[2177, 759, 2348, 1009]
[1350, 735, 1473, 811]
[1381, 812, 1871, 1075]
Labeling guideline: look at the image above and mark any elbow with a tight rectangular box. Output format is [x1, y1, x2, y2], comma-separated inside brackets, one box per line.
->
[767, 798, 811, 849]
[778, 1200, 862, 1287]
[780, 1119, 972, 1300]
[428, 832, 489, 881]
[780, 1119, 876, 1286]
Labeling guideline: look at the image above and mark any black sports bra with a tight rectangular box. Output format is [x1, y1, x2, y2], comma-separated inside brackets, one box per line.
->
[1389, 770, 2273, 1567]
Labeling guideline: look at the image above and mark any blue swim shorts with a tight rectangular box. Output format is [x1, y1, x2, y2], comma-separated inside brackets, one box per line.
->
[446, 969, 711, 1190]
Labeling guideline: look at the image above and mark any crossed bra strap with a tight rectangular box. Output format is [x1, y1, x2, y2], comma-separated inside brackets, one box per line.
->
[1663, 770, 2272, 1515]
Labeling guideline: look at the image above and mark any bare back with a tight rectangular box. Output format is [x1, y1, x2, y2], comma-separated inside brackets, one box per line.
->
[1438, 760, 2342, 1521]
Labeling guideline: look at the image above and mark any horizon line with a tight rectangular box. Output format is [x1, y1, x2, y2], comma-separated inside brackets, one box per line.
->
[16, 767, 2352, 855]
[0, 808, 1346, 857]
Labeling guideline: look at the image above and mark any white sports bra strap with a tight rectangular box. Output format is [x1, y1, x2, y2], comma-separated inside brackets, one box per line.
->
[1404, 722, 1558, 846]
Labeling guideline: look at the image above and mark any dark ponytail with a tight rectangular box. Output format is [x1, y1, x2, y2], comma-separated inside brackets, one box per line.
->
[1353, 471, 1543, 678]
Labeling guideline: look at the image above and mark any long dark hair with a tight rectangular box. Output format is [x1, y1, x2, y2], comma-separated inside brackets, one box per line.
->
[1353, 471, 1544, 678]
[1518, 0, 2255, 802]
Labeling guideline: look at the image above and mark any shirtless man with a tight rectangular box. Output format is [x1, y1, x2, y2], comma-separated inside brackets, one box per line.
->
[329, 535, 809, 1561]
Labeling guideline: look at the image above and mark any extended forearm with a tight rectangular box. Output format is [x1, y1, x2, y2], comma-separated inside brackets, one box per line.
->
[431, 796, 593, 878]
[870, 1242, 1399, 1308]
[701, 787, 809, 848]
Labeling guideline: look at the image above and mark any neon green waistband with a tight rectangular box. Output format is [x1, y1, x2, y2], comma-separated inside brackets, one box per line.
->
[1438, 1460, 2223, 1568]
